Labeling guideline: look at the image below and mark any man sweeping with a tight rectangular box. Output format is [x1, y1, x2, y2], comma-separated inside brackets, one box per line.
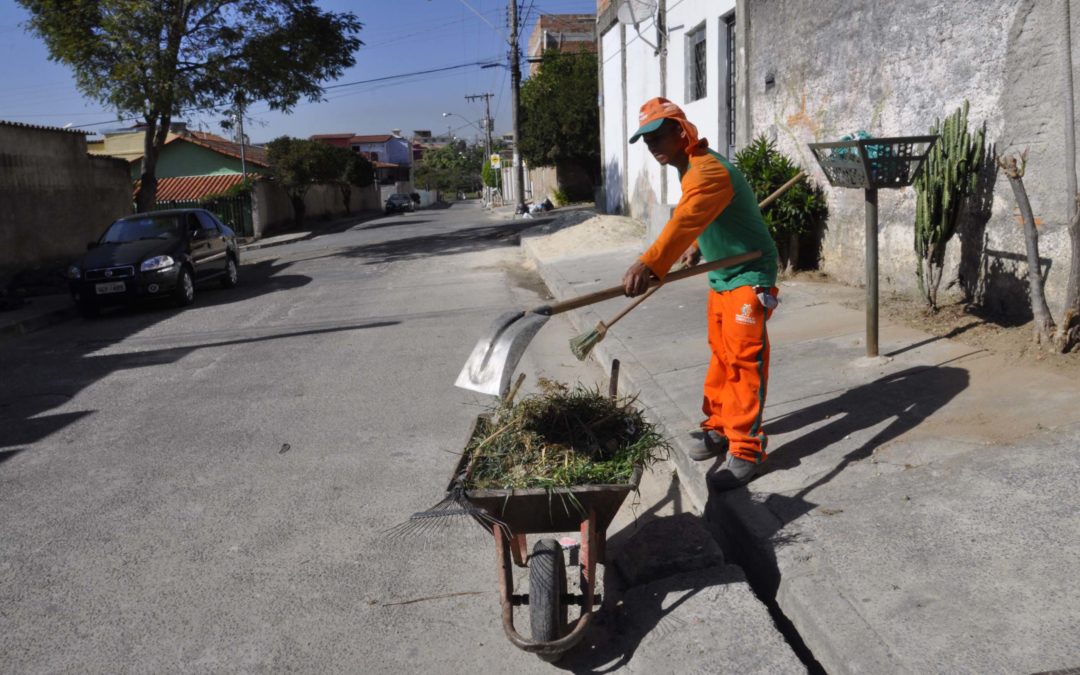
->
[621, 97, 779, 490]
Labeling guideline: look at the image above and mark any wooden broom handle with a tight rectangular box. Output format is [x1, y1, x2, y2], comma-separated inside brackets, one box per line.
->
[536, 250, 762, 316]
[536, 171, 805, 318]
[596, 171, 806, 328]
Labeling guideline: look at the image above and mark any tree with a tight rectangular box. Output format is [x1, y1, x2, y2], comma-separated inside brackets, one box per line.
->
[331, 148, 375, 215]
[266, 137, 340, 226]
[415, 142, 483, 195]
[519, 53, 600, 186]
[18, 0, 362, 211]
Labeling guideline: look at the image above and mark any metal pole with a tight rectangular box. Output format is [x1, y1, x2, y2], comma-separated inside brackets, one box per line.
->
[865, 188, 879, 357]
[509, 0, 526, 214]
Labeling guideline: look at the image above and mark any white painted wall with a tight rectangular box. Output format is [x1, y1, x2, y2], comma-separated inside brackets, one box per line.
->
[600, 0, 736, 237]
[601, 26, 625, 213]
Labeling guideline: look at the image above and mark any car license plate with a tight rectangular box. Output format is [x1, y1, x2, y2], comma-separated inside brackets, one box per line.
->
[95, 281, 126, 295]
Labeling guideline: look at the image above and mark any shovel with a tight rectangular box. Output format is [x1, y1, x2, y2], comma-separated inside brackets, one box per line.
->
[455, 249, 762, 396]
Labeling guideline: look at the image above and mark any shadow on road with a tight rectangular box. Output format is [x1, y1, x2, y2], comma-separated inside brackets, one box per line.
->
[0, 256, 328, 468]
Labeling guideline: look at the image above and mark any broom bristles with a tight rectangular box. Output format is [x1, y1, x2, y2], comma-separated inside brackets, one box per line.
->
[569, 322, 608, 361]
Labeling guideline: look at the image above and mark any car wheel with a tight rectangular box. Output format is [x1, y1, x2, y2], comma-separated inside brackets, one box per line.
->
[173, 266, 195, 307]
[221, 256, 239, 289]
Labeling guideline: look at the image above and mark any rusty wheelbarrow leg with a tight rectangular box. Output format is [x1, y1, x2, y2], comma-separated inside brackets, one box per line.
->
[494, 519, 598, 663]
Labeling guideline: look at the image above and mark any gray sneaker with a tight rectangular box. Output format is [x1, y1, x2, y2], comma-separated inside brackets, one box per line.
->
[689, 430, 728, 461]
[709, 454, 761, 490]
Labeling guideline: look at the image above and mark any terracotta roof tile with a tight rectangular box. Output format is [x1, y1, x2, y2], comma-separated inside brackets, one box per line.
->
[179, 133, 270, 167]
[147, 174, 253, 202]
[350, 134, 394, 143]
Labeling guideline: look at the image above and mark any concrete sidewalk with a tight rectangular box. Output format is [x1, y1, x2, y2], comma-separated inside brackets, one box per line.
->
[522, 230, 1080, 674]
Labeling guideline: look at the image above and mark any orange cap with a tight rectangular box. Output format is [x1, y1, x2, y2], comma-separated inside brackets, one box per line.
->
[629, 97, 687, 143]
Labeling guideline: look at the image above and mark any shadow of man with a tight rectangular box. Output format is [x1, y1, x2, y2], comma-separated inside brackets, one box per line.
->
[762, 365, 970, 498]
[703, 365, 970, 624]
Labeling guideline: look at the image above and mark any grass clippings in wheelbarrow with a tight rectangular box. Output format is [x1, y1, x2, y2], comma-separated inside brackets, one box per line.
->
[464, 379, 671, 490]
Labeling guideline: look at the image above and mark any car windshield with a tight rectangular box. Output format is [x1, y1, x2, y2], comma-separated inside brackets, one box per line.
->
[388, 195, 408, 203]
[100, 215, 182, 243]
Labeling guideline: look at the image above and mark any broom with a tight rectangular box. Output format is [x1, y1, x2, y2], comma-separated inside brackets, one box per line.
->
[383, 373, 527, 542]
[569, 171, 808, 361]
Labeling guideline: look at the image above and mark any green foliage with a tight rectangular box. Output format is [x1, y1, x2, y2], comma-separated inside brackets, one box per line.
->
[324, 146, 374, 214]
[464, 379, 670, 491]
[266, 136, 341, 224]
[735, 135, 828, 269]
[914, 101, 986, 309]
[415, 142, 484, 193]
[551, 188, 569, 206]
[17, 0, 362, 210]
[519, 53, 600, 180]
[481, 159, 498, 189]
[342, 150, 375, 189]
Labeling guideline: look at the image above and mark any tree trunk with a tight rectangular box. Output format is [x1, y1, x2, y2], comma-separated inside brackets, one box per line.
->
[340, 186, 352, 215]
[290, 194, 307, 226]
[1054, 200, 1080, 350]
[135, 113, 171, 212]
[787, 231, 799, 273]
[999, 155, 1056, 343]
[1055, 0, 1080, 352]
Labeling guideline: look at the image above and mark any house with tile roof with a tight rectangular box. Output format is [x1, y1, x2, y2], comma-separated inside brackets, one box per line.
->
[310, 131, 413, 193]
[87, 127, 271, 182]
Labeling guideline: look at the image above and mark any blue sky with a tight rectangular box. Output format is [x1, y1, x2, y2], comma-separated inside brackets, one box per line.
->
[0, 0, 596, 143]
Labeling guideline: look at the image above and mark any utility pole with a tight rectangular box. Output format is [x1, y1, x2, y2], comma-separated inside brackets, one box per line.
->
[466, 93, 495, 203]
[233, 94, 247, 179]
[509, 0, 526, 214]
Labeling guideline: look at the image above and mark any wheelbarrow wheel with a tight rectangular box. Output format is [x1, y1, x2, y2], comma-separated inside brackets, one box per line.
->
[529, 538, 567, 656]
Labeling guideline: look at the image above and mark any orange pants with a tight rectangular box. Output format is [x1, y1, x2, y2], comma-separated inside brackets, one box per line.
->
[701, 285, 776, 462]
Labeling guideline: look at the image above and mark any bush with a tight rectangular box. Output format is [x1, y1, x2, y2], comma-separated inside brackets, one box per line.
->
[735, 135, 828, 271]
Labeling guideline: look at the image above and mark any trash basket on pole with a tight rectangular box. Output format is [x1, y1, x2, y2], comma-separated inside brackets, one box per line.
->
[808, 135, 937, 357]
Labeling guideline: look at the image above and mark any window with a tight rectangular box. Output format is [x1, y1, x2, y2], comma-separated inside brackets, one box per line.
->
[687, 24, 707, 102]
[195, 211, 220, 233]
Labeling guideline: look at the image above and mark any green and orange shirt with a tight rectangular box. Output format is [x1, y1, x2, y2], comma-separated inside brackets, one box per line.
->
[639, 149, 777, 292]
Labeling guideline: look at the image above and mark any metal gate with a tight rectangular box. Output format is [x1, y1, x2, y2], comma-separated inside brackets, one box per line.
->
[152, 194, 254, 238]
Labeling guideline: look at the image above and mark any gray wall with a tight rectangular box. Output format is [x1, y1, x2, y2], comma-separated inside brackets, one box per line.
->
[746, 0, 1078, 316]
[0, 122, 132, 286]
[252, 180, 380, 236]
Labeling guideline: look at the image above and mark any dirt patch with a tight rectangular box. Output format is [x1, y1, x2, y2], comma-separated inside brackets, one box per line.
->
[525, 214, 645, 260]
[788, 270, 1080, 376]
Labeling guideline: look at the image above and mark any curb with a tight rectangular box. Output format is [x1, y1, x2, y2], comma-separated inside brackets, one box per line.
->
[0, 304, 78, 344]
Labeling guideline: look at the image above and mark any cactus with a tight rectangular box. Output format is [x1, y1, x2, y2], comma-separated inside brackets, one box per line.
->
[914, 101, 986, 309]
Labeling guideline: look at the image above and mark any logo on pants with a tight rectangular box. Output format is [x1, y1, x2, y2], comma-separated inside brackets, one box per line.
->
[735, 303, 756, 325]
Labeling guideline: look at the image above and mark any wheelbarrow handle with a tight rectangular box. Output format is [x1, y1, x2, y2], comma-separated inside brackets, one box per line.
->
[534, 249, 763, 317]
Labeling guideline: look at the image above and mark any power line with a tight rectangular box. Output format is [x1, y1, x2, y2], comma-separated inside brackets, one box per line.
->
[68, 58, 503, 130]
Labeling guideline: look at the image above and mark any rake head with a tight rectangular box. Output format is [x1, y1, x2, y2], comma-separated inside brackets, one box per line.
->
[383, 487, 509, 547]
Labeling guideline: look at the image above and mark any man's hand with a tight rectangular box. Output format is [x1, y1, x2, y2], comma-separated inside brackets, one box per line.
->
[623, 260, 655, 297]
[678, 245, 701, 269]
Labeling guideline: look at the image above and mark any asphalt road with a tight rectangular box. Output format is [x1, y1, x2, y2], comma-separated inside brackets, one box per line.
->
[0, 202, 616, 673]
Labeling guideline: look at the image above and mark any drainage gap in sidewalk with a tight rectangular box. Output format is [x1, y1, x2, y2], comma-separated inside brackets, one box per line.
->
[704, 500, 826, 675]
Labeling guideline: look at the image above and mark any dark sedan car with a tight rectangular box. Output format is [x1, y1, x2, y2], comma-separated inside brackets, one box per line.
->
[384, 193, 414, 214]
[67, 209, 240, 317]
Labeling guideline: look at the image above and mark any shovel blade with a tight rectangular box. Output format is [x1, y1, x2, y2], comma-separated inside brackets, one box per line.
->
[455, 311, 550, 397]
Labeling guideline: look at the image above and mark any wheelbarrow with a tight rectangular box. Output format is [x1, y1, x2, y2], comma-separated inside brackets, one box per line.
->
[451, 364, 640, 662]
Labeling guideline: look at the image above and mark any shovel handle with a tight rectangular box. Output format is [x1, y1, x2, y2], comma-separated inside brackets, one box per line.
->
[537, 249, 762, 316]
